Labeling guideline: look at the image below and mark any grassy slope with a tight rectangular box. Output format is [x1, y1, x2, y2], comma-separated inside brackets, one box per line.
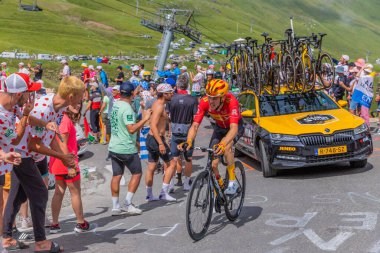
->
[0, 0, 379, 60]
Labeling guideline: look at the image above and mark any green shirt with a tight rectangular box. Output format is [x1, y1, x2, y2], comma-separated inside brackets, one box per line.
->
[108, 100, 137, 154]
[102, 96, 110, 113]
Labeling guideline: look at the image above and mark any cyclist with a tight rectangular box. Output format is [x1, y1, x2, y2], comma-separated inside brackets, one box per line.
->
[178, 79, 244, 195]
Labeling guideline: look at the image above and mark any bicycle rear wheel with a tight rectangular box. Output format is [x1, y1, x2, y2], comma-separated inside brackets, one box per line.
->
[283, 54, 296, 91]
[224, 161, 246, 221]
[315, 53, 335, 90]
[294, 56, 306, 92]
[303, 54, 316, 92]
[253, 58, 262, 95]
[186, 170, 213, 241]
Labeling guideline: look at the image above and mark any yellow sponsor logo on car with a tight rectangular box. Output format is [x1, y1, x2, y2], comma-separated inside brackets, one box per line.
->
[279, 146, 297, 152]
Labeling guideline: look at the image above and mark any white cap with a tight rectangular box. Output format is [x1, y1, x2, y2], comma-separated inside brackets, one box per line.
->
[112, 85, 120, 91]
[18, 62, 24, 66]
[132, 66, 140, 72]
[1, 62, 6, 66]
[89, 82, 98, 88]
[165, 64, 171, 69]
[180, 66, 187, 70]
[157, 83, 174, 93]
[96, 65, 102, 70]
[342, 55, 349, 61]
[364, 64, 373, 73]
[89, 65, 94, 70]
[60, 59, 67, 64]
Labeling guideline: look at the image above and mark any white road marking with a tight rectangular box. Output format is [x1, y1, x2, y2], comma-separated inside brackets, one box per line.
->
[105, 223, 124, 231]
[125, 223, 141, 232]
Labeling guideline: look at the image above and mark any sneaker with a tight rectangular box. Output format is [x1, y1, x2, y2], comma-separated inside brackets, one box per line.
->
[159, 192, 177, 202]
[123, 204, 143, 215]
[224, 181, 239, 195]
[74, 220, 90, 233]
[16, 232, 35, 242]
[146, 195, 160, 202]
[183, 180, 191, 191]
[18, 217, 33, 232]
[111, 208, 127, 216]
[49, 224, 62, 234]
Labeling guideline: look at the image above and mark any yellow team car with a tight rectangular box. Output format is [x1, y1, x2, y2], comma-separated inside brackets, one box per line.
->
[235, 90, 373, 177]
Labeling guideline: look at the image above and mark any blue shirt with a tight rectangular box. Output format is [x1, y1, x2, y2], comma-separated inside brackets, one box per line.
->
[100, 70, 109, 87]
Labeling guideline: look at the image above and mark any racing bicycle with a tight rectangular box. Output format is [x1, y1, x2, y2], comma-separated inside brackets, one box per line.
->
[185, 146, 246, 241]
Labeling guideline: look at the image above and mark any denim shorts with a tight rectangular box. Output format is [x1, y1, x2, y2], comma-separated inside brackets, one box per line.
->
[349, 100, 359, 111]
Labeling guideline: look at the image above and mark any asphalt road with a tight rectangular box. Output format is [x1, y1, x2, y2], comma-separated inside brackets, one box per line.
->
[12, 121, 380, 253]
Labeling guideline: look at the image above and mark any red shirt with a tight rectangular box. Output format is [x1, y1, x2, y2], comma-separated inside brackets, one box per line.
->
[49, 114, 79, 175]
[177, 90, 188, 95]
[193, 93, 241, 129]
[83, 68, 90, 83]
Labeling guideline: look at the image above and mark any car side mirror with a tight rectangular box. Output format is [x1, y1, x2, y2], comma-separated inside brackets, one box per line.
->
[337, 100, 348, 107]
[241, 109, 256, 118]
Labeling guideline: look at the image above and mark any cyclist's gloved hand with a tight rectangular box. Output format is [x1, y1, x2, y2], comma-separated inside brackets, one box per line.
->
[178, 139, 192, 151]
[213, 142, 226, 156]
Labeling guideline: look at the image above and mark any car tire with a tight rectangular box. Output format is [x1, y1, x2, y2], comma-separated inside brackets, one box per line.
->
[233, 146, 243, 157]
[259, 140, 277, 177]
[350, 159, 367, 168]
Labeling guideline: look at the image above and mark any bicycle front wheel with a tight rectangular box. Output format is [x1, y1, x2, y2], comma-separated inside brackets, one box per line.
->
[224, 161, 246, 221]
[315, 53, 335, 90]
[186, 170, 214, 241]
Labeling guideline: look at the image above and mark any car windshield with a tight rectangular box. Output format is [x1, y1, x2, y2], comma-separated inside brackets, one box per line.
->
[259, 91, 339, 117]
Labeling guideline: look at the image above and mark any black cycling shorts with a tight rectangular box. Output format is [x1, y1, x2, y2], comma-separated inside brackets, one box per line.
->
[209, 119, 244, 148]
[146, 134, 172, 163]
[109, 151, 142, 176]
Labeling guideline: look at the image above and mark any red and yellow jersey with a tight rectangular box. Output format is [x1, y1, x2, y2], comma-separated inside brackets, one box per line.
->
[194, 93, 241, 129]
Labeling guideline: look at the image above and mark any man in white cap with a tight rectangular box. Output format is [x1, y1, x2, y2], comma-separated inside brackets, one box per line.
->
[145, 83, 177, 202]
[129, 65, 141, 88]
[1, 73, 78, 252]
[18, 62, 29, 75]
[338, 55, 350, 76]
[59, 60, 70, 80]
[97, 65, 109, 88]
[155, 64, 172, 79]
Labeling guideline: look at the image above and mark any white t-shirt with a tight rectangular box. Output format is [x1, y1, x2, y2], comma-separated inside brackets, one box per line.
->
[62, 65, 71, 77]
[28, 93, 66, 162]
[192, 72, 204, 92]
[0, 105, 21, 174]
[19, 67, 30, 75]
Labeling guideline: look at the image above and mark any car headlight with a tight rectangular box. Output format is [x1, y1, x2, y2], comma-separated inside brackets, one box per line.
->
[269, 133, 300, 142]
[354, 123, 369, 135]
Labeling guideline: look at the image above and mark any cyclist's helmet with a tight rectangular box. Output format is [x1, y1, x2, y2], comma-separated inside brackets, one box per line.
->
[143, 71, 151, 77]
[206, 79, 229, 97]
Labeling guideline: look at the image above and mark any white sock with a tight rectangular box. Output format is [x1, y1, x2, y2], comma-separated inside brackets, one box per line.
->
[162, 183, 169, 193]
[169, 178, 175, 188]
[125, 192, 134, 206]
[146, 186, 153, 196]
[183, 176, 189, 183]
[112, 197, 120, 209]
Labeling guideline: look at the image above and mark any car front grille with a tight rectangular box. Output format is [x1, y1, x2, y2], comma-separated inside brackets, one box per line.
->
[300, 130, 354, 146]
[306, 152, 355, 164]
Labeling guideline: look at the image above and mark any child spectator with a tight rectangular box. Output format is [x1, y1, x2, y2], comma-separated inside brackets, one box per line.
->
[49, 102, 89, 234]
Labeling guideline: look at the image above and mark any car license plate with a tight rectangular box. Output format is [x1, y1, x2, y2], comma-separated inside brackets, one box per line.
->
[315, 146, 347, 156]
